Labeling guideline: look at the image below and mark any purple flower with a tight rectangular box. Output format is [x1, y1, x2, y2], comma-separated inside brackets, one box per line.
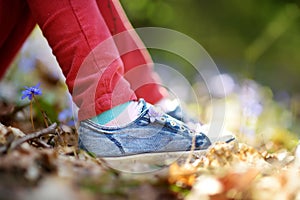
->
[58, 108, 72, 122]
[21, 83, 42, 100]
[58, 108, 75, 126]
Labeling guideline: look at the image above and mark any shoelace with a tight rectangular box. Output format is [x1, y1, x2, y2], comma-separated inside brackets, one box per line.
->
[148, 105, 202, 135]
[148, 106, 165, 123]
[138, 99, 204, 140]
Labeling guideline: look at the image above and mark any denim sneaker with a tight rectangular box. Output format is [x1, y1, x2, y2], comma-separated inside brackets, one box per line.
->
[78, 99, 235, 172]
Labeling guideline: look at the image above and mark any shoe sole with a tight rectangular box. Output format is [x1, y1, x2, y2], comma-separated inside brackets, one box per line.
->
[101, 149, 207, 173]
[100, 135, 235, 173]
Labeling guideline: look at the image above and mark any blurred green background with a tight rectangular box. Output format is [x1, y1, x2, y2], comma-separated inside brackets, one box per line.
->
[119, 0, 300, 144]
[121, 0, 300, 94]
[1, 0, 300, 146]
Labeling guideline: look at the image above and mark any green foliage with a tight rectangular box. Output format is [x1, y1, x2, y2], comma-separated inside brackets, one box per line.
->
[34, 97, 59, 124]
[121, 0, 300, 94]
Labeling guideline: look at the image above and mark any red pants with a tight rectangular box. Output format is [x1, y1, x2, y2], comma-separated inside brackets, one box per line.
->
[0, 0, 166, 120]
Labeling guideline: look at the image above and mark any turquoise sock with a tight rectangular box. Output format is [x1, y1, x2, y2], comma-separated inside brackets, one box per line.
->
[91, 101, 131, 125]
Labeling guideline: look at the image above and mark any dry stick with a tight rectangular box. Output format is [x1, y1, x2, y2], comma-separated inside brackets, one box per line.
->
[32, 139, 51, 148]
[8, 123, 57, 152]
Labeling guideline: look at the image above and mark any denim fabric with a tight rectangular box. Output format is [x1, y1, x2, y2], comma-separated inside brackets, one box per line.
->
[78, 99, 212, 157]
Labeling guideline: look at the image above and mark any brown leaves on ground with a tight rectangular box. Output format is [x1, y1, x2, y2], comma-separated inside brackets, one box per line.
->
[0, 122, 104, 199]
[169, 141, 300, 200]
[168, 163, 198, 188]
[1, 122, 300, 200]
[0, 123, 177, 200]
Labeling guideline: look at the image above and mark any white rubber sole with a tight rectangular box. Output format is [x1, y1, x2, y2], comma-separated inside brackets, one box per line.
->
[101, 149, 207, 173]
[100, 135, 235, 173]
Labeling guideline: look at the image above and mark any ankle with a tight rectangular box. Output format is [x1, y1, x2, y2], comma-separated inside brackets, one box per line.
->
[91, 100, 142, 126]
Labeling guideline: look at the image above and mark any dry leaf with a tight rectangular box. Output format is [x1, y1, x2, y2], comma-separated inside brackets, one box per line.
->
[168, 163, 198, 187]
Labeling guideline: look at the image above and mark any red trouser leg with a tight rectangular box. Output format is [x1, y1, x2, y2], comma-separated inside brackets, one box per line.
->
[0, 0, 36, 78]
[26, 0, 136, 120]
[97, 0, 168, 104]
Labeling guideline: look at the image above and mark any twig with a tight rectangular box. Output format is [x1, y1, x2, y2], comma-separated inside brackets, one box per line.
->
[8, 123, 57, 152]
[32, 139, 51, 148]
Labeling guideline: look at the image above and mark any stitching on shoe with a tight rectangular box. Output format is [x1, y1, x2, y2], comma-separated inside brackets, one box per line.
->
[104, 134, 125, 154]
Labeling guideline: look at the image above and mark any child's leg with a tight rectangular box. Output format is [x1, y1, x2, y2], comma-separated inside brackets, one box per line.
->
[26, 0, 137, 120]
[24, 0, 232, 159]
[97, 1, 197, 122]
[0, 0, 36, 78]
[97, 0, 168, 105]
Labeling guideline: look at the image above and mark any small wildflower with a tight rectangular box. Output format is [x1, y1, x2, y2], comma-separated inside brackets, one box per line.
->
[21, 83, 42, 100]
[58, 108, 75, 126]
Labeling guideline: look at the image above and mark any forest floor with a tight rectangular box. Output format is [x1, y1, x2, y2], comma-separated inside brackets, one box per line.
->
[1, 59, 300, 199]
[1, 117, 300, 200]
